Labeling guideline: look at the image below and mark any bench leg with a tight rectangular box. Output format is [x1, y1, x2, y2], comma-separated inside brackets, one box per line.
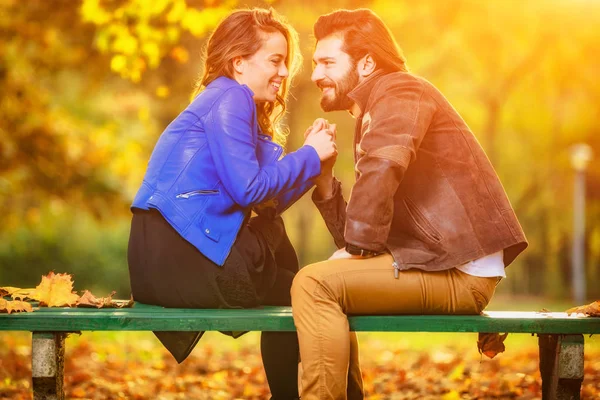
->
[32, 332, 66, 400]
[538, 334, 584, 400]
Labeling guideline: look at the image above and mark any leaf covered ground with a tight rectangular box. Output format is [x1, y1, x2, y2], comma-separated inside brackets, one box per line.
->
[1, 331, 598, 400]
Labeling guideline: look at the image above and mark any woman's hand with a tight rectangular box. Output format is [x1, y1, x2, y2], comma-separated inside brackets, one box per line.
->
[304, 118, 329, 140]
[316, 123, 336, 172]
[304, 126, 337, 162]
[303, 118, 337, 197]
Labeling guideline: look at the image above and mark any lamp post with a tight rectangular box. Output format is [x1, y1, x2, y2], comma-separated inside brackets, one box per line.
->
[569, 143, 593, 304]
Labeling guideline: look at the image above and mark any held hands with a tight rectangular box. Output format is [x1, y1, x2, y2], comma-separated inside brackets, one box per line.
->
[303, 118, 337, 163]
[304, 119, 337, 196]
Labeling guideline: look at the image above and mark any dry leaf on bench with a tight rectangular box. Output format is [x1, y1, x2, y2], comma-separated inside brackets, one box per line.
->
[113, 295, 134, 308]
[76, 290, 134, 308]
[32, 271, 79, 307]
[477, 332, 508, 359]
[566, 300, 600, 317]
[0, 287, 36, 301]
[0, 298, 33, 314]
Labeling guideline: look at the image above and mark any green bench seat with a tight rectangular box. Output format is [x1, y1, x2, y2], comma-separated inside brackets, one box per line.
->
[1, 303, 599, 399]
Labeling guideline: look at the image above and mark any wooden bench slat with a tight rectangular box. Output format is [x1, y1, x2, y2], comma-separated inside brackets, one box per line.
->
[1, 305, 599, 334]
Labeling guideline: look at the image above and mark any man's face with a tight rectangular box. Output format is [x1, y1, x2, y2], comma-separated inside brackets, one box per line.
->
[312, 35, 359, 112]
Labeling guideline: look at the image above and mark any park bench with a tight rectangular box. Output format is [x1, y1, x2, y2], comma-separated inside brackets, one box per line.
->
[1, 303, 599, 400]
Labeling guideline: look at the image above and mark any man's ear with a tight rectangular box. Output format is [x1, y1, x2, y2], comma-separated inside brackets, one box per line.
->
[232, 56, 245, 75]
[357, 54, 376, 78]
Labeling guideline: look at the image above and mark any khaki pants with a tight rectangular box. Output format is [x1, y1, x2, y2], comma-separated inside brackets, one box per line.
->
[291, 254, 499, 400]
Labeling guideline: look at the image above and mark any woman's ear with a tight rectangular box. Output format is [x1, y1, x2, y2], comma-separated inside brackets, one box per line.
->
[357, 54, 376, 78]
[232, 56, 245, 75]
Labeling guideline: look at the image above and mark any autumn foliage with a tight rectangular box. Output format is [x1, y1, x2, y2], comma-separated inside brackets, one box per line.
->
[0, 272, 132, 313]
[566, 301, 600, 317]
[477, 333, 508, 359]
[1, 331, 600, 399]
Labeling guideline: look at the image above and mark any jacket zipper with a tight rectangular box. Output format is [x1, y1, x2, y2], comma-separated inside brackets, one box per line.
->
[392, 260, 400, 279]
[385, 246, 401, 279]
[176, 190, 218, 199]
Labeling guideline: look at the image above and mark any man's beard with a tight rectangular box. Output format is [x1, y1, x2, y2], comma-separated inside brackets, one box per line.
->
[318, 66, 359, 112]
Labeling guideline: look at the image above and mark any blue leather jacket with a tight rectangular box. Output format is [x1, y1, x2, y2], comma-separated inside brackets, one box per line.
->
[132, 76, 321, 265]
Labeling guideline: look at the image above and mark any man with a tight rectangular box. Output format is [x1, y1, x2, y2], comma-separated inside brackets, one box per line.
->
[291, 9, 528, 400]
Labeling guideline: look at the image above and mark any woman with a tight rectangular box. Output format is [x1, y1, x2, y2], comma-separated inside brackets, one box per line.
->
[127, 8, 335, 400]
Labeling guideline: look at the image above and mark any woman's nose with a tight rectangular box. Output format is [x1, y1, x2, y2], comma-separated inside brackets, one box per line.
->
[279, 64, 289, 78]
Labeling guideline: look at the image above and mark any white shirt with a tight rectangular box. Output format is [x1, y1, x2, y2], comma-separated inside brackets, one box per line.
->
[456, 250, 506, 278]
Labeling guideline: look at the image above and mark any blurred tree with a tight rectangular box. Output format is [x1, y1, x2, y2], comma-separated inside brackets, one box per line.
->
[0, 0, 598, 300]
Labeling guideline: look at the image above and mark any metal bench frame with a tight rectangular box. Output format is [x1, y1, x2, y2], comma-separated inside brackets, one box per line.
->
[2, 303, 599, 400]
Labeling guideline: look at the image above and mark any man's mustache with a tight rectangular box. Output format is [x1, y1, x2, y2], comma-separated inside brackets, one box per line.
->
[317, 80, 336, 90]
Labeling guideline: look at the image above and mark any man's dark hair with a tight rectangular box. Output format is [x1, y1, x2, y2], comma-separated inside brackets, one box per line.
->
[314, 9, 408, 73]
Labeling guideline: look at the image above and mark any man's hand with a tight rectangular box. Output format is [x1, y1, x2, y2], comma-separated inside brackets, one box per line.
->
[304, 118, 328, 139]
[306, 119, 337, 199]
[329, 248, 364, 260]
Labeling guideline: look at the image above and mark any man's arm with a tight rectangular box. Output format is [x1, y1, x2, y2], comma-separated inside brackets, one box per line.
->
[312, 177, 347, 249]
[345, 77, 437, 252]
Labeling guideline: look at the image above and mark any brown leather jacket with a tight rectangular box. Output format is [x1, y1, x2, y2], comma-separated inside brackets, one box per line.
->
[313, 71, 527, 272]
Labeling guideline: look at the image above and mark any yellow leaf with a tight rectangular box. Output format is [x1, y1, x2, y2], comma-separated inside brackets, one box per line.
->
[0, 299, 33, 314]
[0, 287, 36, 300]
[33, 272, 79, 307]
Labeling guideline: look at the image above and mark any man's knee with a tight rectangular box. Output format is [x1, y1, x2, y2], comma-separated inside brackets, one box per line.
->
[291, 263, 328, 304]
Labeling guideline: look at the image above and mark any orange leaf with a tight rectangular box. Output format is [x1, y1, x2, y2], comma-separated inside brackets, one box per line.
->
[32, 272, 79, 307]
[0, 298, 33, 314]
[477, 332, 508, 359]
[76, 290, 133, 308]
[566, 300, 600, 317]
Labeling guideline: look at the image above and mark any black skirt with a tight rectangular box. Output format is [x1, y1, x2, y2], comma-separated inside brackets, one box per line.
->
[127, 208, 298, 362]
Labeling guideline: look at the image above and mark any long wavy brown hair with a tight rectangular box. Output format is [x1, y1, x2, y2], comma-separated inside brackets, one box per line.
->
[193, 8, 302, 146]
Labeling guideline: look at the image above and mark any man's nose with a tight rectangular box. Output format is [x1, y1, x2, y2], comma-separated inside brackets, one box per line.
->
[311, 65, 324, 83]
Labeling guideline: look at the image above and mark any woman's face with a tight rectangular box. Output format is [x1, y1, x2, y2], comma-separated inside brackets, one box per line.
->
[234, 30, 289, 102]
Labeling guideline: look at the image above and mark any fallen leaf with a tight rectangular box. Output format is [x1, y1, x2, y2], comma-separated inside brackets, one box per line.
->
[477, 332, 508, 359]
[566, 300, 600, 316]
[113, 295, 134, 308]
[32, 272, 79, 307]
[76, 290, 115, 308]
[76, 290, 133, 308]
[0, 298, 33, 314]
[0, 287, 36, 300]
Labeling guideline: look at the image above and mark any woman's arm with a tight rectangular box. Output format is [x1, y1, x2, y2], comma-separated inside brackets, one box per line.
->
[204, 86, 321, 208]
